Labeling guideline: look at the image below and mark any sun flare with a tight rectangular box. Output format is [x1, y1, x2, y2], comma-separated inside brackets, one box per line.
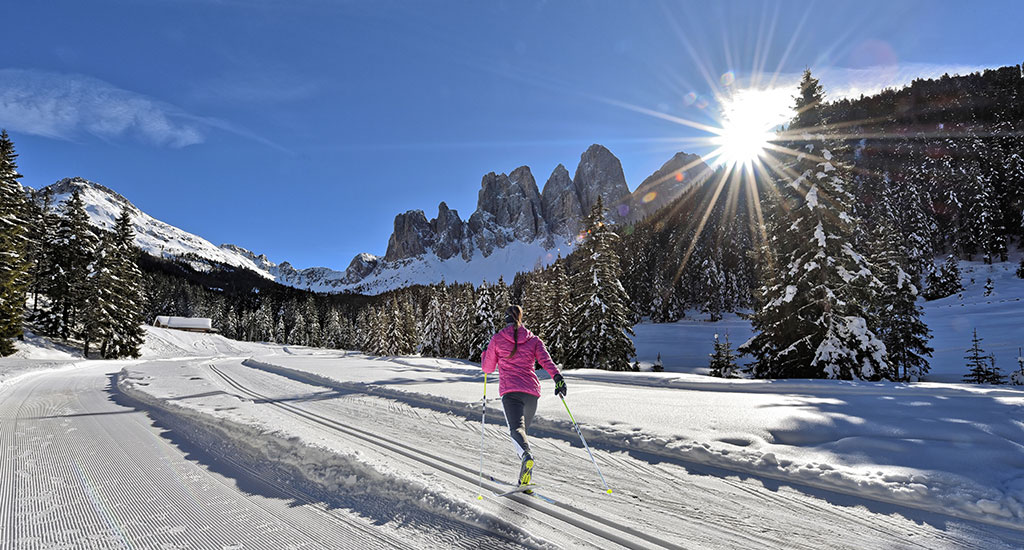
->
[710, 88, 794, 168]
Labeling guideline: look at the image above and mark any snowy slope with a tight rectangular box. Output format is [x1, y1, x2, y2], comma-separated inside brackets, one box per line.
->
[48, 178, 281, 279]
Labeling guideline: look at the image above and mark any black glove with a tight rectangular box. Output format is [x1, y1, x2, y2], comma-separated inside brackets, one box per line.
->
[553, 373, 567, 397]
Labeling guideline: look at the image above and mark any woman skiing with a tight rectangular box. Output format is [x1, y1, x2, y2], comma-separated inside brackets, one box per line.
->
[482, 305, 567, 489]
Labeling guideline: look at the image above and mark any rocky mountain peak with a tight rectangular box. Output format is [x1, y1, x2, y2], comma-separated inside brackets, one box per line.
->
[572, 144, 630, 219]
[541, 163, 581, 237]
[629, 152, 713, 221]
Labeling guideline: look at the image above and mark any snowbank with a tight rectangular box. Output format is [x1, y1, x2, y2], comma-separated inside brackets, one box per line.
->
[241, 354, 1024, 530]
[0, 331, 86, 389]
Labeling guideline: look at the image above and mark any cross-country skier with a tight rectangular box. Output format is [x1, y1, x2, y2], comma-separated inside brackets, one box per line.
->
[482, 305, 567, 491]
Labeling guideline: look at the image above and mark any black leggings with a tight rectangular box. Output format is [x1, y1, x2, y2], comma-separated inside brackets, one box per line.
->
[501, 392, 538, 459]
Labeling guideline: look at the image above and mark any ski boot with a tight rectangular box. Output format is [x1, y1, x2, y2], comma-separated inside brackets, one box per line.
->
[518, 453, 535, 494]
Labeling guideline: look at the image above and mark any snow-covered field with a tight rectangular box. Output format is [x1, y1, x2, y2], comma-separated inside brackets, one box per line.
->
[106, 322, 1023, 548]
[5, 258, 1024, 548]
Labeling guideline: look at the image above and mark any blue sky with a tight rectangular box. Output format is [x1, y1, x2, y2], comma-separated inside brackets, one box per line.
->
[3, 1, 1022, 269]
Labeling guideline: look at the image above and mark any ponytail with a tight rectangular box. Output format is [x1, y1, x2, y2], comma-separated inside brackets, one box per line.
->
[505, 305, 523, 358]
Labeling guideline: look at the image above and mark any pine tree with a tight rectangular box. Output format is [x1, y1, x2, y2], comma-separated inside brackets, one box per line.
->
[652, 352, 663, 372]
[81, 233, 117, 357]
[303, 296, 322, 347]
[866, 215, 933, 381]
[468, 281, 495, 362]
[0, 129, 29, 356]
[986, 355, 1006, 385]
[323, 307, 344, 349]
[923, 255, 963, 300]
[384, 295, 405, 355]
[26, 188, 58, 316]
[273, 313, 286, 344]
[963, 329, 990, 384]
[398, 296, 418, 355]
[289, 311, 307, 345]
[95, 210, 145, 358]
[491, 276, 511, 329]
[420, 285, 453, 357]
[742, 71, 887, 380]
[41, 189, 99, 341]
[539, 257, 572, 365]
[564, 197, 636, 370]
[366, 305, 389, 356]
[254, 300, 274, 342]
[709, 333, 739, 378]
[448, 285, 473, 359]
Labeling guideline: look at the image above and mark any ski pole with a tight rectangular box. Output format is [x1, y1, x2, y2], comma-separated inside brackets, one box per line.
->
[477, 372, 487, 500]
[560, 395, 612, 494]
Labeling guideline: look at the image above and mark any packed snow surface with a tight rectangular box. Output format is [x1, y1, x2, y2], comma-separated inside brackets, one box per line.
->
[6, 325, 1022, 547]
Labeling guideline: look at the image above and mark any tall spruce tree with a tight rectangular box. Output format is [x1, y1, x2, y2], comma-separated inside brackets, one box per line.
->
[468, 281, 495, 362]
[742, 71, 887, 380]
[564, 197, 635, 370]
[866, 213, 933, 381]
[0, 130, 29, 355]
[539, 257, 572, 365]
[41, 190, 99, 340]
[107, 209, 146, 358]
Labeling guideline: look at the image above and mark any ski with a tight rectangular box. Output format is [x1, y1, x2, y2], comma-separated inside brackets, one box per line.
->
[488, 476, 555, 503]
[494, 484, 539, 497]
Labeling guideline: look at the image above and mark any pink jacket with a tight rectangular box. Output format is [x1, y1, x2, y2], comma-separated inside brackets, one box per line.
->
[482, 325, 561, 397]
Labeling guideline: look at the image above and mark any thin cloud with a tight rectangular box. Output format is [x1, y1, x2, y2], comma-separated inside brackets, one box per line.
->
[0, 68, 204, 147]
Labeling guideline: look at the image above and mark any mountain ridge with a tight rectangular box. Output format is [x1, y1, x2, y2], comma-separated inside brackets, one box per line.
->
[42, 145, 712, 294]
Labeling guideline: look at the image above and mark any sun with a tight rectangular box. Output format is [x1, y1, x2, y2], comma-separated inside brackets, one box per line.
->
[709, 88, 794, 168]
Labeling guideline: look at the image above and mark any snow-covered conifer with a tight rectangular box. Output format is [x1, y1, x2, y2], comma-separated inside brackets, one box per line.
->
[468, 281, 495, 362]
[866, 214, 932, 381]
[564, 197, 636, 370]
[709, 333, 739, 378]
[539, 258, 572, 365]
[0, 130, 29, 355]
[742, 70, 887, 380]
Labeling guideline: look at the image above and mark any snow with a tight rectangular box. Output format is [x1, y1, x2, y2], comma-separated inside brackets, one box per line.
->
[805, 185, 819, 208]
[121, 342, 1024, 531]
[0, 331, 86, 388]
[813, 221, 826, 247]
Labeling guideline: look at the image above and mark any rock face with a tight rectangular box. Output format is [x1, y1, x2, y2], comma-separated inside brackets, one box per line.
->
[541, 164, 582, 237]
[375, 144, 711, 267]
[384, 210, 434, 261]
[628, 152, 713, 221]
[572, 144, 630, 220]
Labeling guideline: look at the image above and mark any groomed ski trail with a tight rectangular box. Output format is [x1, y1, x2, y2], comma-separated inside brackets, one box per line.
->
[198, 358, 1024, 550]
[0, 361, 528, 549]
[206, 362, 677, 549]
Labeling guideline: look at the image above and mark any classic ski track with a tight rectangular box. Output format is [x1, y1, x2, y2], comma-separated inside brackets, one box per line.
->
[208, 363, 683, 550]
[0, 363, 426, 549]
[225, 358, 1024, 550]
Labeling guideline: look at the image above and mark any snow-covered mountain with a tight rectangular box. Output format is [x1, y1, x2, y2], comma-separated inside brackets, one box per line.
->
[44, 145, 711, 294]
